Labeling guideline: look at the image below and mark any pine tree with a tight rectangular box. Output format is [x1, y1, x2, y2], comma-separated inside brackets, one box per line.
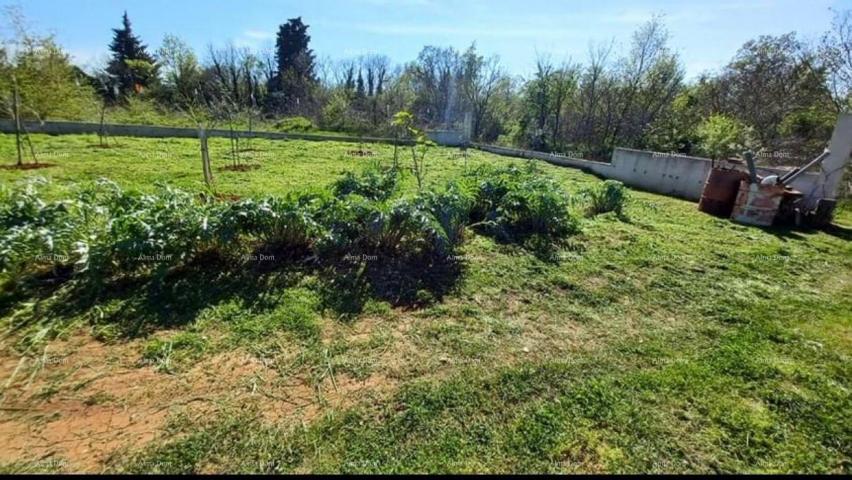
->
[268, 17, 316, 113]
[107, 12, 156, 99]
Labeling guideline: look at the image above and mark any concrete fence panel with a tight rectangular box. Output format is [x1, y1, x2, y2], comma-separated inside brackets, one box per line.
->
[0, 120, 469, 147]
[472, 143, 823, 204]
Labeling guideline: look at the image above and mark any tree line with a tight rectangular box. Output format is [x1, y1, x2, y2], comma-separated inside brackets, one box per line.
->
[1, 7, 851, 164]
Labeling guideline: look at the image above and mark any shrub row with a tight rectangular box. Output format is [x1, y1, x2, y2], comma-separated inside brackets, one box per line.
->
[0, 164, 609, 289]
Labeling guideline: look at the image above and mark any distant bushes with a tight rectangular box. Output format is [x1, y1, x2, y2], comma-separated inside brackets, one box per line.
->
[332, 165, 399, 201]
[273, 116, 315, 133]
[0, 165, 591, 291]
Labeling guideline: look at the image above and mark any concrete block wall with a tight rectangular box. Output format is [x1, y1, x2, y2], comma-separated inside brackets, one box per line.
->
[473, 143, 822, 204]
[607, 148, 820, 201]
[427, 130, 466, 147]
[605, 149, 709, 201]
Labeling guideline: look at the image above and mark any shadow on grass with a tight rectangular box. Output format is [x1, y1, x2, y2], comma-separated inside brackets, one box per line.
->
[3, 247, 465, 340]
[35, 250, 309, 338]
[318, 253, 463, 321]
[759, 224, 809, 242]
[823, 223, 852, 242]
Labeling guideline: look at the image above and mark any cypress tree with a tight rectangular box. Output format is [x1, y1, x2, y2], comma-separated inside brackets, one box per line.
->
[268, 17, 316, 113]
[107, 12, 156, 99]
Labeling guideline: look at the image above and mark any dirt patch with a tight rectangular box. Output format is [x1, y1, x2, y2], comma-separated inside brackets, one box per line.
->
[346, 149, 374, 157]
[214, 193, 242, 202]
[218, 164, 261, 172]
[0, 331, 399, 473]
[0, 163, 56, 171]
[196, 192, 242, 203]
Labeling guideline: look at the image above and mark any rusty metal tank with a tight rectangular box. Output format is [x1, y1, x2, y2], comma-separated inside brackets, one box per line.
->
[730, 180, 786, 227]
[698, 167, 749, 218]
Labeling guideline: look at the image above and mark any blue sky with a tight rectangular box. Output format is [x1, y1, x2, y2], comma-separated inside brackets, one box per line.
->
[5, 0, 850, 79]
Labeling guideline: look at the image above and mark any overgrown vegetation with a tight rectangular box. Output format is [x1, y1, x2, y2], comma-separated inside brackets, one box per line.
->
[583, 180, 629, 217]
[0, 162, 585, 328]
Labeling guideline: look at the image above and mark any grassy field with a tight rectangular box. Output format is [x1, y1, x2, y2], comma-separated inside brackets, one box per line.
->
[0, 134, 850, 473]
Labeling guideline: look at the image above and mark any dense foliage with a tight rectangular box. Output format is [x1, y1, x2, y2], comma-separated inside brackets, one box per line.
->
[0, 165, 591, 290]
[583, 180, 629, 217]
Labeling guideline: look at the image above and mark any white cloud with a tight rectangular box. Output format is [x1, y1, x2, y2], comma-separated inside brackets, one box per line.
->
[243, 29, 273, 40]
[351, 22, 581, 40]
[234, 29, 275, 49]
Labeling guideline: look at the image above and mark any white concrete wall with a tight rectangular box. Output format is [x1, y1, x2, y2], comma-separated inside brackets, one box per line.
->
[605, 149, 710, 201]
[608, 149, 820, 201]
[474, 143, 822, 203]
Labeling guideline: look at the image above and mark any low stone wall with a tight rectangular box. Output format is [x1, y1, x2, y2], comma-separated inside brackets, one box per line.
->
[473, 143, 822, 203]
[0, 120, 469, 147]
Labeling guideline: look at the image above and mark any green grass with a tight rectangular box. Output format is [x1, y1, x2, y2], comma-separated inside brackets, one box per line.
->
[0, 133, 480, 199]
[0, 134, 850, 473]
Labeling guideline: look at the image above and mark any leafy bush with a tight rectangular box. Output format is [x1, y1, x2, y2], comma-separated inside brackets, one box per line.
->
[316, 194, 459, 262]
[465, 164, 517, 223]
[0, 178, 93, 277]
[584, 180, 628, 217]
[494, 176, 579, 241]
[417, 182, 474, 251]
[463, 164, 579, 242]
[1, 164, 582, 291]
[373, 199, 451, 258]
[333, 166, 399, 201]
[274, 116, 314, 133]
[83, 185, 223, 281]
[222, 194, 325, 254]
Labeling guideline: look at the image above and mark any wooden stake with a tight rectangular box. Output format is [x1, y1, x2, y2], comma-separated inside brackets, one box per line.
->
[199, 127, 213, 185]
[12, 77, 23, 167]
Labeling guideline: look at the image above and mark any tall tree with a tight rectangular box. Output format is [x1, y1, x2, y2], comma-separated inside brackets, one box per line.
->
[107, 12, 156, 99]
[820, 9, 852, 112]
[716, 33, 830, 149]
[268, 17, 316, 114]
[156, 34, 202, 108]
[459, 44, 505, 141]
[409, 46, 462, 127]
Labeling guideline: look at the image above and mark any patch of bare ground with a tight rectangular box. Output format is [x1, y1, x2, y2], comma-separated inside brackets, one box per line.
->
[0, 331, 398, 473]
[346, 149, 374, 157]
[0, 276, 670, 473]
[218, 164, 261, 172]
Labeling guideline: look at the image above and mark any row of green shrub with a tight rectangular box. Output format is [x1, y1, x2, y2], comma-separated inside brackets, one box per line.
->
[0, 164, 627, 289]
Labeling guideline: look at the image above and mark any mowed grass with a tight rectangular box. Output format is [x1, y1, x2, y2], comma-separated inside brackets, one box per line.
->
[0, 133, 483, 199]
[0, 134, 850, 474]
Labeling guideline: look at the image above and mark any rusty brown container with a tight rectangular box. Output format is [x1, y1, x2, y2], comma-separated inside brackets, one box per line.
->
[730, 180, 785, 227]
[698, 168, 748, 218]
